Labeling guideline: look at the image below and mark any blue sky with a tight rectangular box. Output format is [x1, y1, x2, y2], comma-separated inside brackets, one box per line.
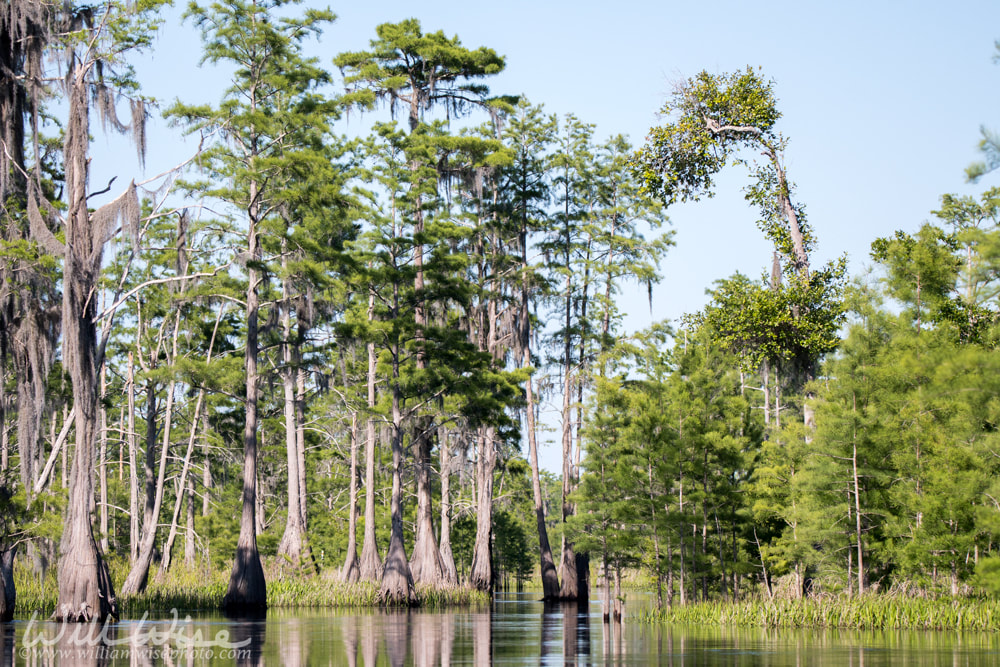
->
[90, 0, 1000, 471]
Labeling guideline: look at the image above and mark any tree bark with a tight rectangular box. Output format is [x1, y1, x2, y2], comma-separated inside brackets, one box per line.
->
[185, 478, 196, 567]
[142, 377, 157, 543]
[158, 388, 206, 578]
[379, 268, 413, 604]
[852, 392, 865, 596]
[127, 353, 139, 562]
[520, 261, 559, 598]
[379, 347, 415, 604]
[121, 314, 181, 595]
[54, 63, 117, 623]
[294, 350, 310, 563]
[558, 355, 578, 599]
[277, 354, 304, 566]
[340, 412, 360, 582]
[98, 364, 108, 553]
[222, 184, 266, 613]
[409, 418, 443, 585]
[278, 258, 306, 569]
[358, 291, 383, 582]
[0, 545, 15, 622]
[469, 426, 496, 591]
[438, 428, 457, 585]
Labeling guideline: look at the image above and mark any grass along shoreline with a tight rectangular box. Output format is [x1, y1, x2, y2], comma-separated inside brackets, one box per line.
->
[13, 562, 490, 617]
[645, 596, 1000, 632]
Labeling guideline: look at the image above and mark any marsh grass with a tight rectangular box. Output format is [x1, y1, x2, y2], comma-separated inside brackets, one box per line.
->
[644, 596, 1000, 632]
[13, 559, 489, 617]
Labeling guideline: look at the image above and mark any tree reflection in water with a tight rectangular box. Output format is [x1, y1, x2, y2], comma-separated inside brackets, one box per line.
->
[1, 621, 13, 666]
[341, 610, 358, 667]
[382, 609, 409, 667]
[227, 613, 265, 667]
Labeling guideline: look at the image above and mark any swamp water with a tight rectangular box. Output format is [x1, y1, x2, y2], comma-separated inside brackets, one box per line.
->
[3, 593, 1000, 665]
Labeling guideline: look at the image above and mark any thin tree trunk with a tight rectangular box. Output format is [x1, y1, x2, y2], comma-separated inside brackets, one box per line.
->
[853, 392, 865, 596]
[121, 313, 182, 595]
[678, 474, 686, 606]
[649, 460, 663, 610]
[278, 256, 305, 567]
[202, 411, 211, 517]
[0, 380, 7, 474]
[142, 378, 157, 542]
[60, 405, 67, 490]
[558, 271, 578, 601]
[358, 291, 382, 581]
[185, 478, 196, 567]
[294, 350, 310, 562]
[277, 356, 304, 565]
[128, 353, 139, 562]
[666, 537, 674, 609]
[438, 428, 457, 585]
[519, 218, 558, 600]
[341, 411, 360, 582]
[99, 364, 108, 552]
[157, 389, 205, 577]
[602, 551, 610, 622]
[525, 352, 558, 599]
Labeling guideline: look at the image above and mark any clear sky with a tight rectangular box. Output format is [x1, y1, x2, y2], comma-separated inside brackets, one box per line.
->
[90, 0, 1000, 472]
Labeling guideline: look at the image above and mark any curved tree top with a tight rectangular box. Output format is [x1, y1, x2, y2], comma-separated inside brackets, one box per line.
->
[633, 67, 814, 280]
[632, 68, 781, 206]
[334, 19, 507, 130]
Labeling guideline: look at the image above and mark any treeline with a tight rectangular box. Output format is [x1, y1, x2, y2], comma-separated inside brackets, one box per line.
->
[2, 0, 998, 625]
[578, 70, 1000, 608]
[0, 0, 669, 620]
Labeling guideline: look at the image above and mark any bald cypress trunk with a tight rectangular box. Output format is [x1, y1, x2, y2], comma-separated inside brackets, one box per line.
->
[222, 180, 266, 613]
[54, 63, 119, 623]
[438, 428, 457, 585]
[278, 255, 306, 569]
[469, 426, 497, 591]
[518, 223, 559, 599]
[127, 354, 140, 562]
[0, 545, 15, 622]
[379, 324, 415, 604]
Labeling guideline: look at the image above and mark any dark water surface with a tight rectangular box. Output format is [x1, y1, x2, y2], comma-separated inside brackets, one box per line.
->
[4, 593, 1000, 665]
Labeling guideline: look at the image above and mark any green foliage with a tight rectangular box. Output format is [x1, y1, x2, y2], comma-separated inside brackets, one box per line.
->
[695, 264, 846, 374]
[631, 68, 780, 206]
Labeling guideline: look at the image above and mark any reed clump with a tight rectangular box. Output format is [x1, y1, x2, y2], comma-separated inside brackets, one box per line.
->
[644, 595, 1000, 632]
